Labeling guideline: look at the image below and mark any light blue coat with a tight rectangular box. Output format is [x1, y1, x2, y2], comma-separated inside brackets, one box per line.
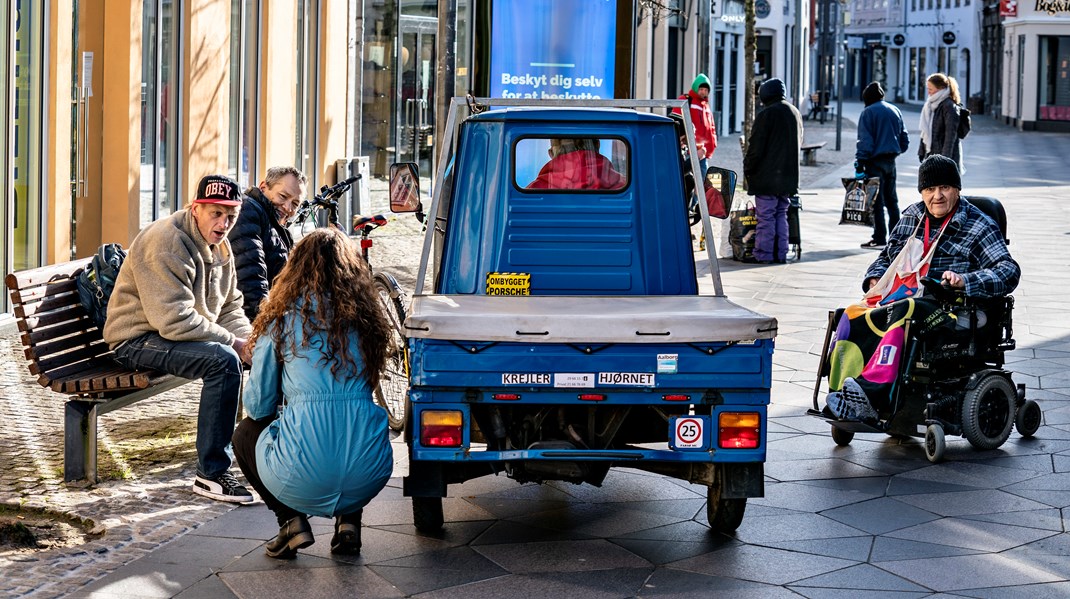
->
[244, 311, 393, 517]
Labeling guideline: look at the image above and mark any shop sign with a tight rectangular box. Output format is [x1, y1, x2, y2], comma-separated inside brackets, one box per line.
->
[1000, 0, 1018, 15]
[894, 33, 906, 46]
[756, 0, 771, 19]
[1035, 0, 1070, 14]
[942, 31, 956, 45]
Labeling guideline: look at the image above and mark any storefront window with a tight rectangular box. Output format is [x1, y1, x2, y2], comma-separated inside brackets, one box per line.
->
[226, 0, 257, 185]
[139, 0, 180, 228]
[13, 0, 43, 270]
[360, 2, 398, 178]
[1039, 36, 1070, 121]
[295, 0, 318, 187]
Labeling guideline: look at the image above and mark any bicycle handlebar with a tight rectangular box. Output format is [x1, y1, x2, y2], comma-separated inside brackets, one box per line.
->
[292, 174, 363, 226]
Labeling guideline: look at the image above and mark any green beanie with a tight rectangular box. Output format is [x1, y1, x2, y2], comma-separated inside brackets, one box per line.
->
[691, 74, 711, 93]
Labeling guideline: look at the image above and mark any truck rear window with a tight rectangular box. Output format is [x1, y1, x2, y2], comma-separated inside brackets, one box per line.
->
[515, 137, 629, 191]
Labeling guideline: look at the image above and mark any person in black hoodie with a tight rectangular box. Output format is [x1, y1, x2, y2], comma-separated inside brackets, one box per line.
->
[229, 167, 307, 321]
[743, 78, 803, 264]
[855, 81, 910, 249]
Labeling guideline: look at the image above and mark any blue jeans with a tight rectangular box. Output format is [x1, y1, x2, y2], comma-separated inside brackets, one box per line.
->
[866, 156, 900, 243]
[754, 195, 790, 262]
[115, 333, 243, 479]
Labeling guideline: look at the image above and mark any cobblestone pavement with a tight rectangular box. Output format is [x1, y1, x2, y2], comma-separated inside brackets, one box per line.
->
[0, 105, 867, 597]
[6, 101, 1069, 598]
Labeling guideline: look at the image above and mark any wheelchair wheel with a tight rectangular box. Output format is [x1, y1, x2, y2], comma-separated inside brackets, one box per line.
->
[1015, 399, 1042, 438]
[831, 426, 854, 446]
[925, 424, 946, 463]
[961, 376, 1016, 450]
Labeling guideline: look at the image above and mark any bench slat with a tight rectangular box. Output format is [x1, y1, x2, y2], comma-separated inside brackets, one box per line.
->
[23, 318, 99, 346]
[10, 278, 80, 305]
[14, 289, 86, 319]
[15, 304, 93, 332]
[5, 258, 91, 290]
[27, 331, 109, 364]
[33, 343, 114, 377]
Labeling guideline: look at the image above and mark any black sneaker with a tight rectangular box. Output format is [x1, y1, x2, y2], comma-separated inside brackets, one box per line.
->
[860, 240, 886, 249]
[192, 472, 255, 503]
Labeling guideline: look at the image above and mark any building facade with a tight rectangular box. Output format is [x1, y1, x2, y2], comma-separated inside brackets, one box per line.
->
[1000, 0, 1070, 131]
[2, 0, 730, 319]
[841, 0, 983, 107]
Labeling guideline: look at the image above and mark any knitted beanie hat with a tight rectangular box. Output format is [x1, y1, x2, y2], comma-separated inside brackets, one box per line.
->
[862, 81, 884, 106]
[917, 154, 961, 191]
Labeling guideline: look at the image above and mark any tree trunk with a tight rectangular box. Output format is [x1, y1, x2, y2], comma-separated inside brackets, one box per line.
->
[742, 0, 757, 152]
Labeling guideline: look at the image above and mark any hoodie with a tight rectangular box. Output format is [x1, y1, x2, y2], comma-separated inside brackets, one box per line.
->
[744, 78, 803, 196]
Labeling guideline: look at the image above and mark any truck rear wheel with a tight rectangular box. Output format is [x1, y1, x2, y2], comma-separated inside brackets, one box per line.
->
[412, 497, 444, 533]
[706, 484, 746, 533]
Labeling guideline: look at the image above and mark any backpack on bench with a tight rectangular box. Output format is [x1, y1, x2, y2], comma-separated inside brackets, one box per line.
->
[76, 243, 127, 330]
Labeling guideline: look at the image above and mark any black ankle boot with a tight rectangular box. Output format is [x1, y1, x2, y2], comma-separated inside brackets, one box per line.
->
[331, 509, 362, 555]
[265, 515, 314, 559]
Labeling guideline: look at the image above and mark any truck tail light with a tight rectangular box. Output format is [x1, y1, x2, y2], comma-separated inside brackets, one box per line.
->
[492, 393, 521, 400]
[662, 394, 690, 401]
[718, 412, 760, 449]
[420, 410, 463, 447]
[578, 393, 606, 401]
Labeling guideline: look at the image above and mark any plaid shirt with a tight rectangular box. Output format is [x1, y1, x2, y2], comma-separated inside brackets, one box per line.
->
[865, 198, 1020, 298]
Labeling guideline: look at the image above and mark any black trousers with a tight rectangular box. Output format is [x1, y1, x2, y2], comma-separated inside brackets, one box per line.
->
[232, 416, 302, 526]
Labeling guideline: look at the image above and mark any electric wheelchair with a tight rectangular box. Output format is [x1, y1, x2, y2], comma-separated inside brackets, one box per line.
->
[807, 197, 1042, 462]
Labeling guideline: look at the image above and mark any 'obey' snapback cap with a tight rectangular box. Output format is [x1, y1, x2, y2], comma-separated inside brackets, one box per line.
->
[193, 175, 242, 206]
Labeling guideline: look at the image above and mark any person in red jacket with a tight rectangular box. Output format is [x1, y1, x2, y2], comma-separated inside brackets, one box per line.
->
[672, 74, 718, 176]
[526, 138, 624, 190]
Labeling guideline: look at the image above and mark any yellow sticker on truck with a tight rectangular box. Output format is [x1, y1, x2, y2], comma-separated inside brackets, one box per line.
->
[486, 272, 531, 296]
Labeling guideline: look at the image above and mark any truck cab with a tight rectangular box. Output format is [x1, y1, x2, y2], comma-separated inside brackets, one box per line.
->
[392, 98, 776, 533]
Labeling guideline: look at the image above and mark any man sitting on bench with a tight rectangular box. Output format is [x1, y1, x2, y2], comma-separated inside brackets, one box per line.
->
[104, 174, 255, 504]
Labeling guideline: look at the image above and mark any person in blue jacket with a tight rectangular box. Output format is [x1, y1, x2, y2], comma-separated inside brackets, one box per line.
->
[232, 227, 393, 559]
[855, 81, 910, 249]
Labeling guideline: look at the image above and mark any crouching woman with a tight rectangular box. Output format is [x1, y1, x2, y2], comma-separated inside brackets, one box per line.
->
[233, 227, 393, 559]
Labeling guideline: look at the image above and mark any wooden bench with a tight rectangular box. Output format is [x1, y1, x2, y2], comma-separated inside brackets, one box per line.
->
[801, 141, 827, 166]
[6, 258, 189, 483]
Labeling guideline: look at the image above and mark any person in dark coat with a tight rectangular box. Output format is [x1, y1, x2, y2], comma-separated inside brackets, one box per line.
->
[743, 78, 803, 264]
[855, 81, 910, 249]
[918, 73, 963, 174]
[228, 167, 307, 321]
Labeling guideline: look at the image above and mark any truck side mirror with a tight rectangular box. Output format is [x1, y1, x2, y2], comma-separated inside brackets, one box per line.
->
[705, 166, 737, 209]
[389, 162, 422, 213]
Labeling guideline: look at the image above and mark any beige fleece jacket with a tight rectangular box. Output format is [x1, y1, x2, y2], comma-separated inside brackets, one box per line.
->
[103, 208, 252, 349]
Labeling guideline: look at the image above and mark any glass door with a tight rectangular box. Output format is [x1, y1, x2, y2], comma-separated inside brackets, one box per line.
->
[396, 16, 436, 178]
[12, 0, 43, 272]
[1, 0, 10, 314]
[139, 0, 180, 229]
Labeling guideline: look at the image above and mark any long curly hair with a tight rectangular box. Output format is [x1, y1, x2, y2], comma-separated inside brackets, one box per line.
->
[249, 227, 390, 385]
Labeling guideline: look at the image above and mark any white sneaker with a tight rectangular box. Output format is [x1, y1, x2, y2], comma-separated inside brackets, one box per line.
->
[192, 472, 254, 503]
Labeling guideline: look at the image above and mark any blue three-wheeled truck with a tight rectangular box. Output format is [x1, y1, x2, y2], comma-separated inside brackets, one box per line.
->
[388, 98, 777, 533]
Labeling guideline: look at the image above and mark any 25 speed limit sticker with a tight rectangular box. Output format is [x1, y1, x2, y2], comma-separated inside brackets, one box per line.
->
[670, 416, 709, 451]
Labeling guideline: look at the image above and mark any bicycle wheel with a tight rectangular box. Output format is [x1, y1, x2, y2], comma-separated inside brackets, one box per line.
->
[373, 274, 409, 431]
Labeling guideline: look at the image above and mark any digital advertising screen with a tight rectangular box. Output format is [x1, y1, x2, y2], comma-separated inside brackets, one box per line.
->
[489, 0, 617, 100]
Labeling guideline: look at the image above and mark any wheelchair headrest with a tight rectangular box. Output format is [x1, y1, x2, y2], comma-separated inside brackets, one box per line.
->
[963, 196, 1009, 245]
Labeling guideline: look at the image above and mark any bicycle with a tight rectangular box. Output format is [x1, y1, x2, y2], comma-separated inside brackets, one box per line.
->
[292, 176, 410, 432]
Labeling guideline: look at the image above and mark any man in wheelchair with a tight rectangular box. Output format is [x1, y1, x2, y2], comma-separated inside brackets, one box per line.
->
[823, 155, 1021, 424]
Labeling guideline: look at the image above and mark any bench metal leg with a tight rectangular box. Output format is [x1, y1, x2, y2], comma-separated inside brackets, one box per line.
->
[65, 400, 99, 483]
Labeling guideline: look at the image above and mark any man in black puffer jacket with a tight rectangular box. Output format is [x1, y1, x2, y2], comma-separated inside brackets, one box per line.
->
[743, 78, 803, 264]
[229, 167, 307, 321]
